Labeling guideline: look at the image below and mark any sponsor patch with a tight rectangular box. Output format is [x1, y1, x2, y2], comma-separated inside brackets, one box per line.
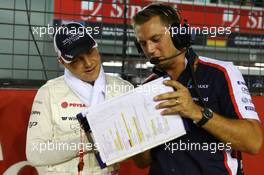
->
[61, 116, 77, 121]
[245, 106, 256, 111]
[61, 101, 68, 108]
[237, 81, 246, 86]
[34, 100, 43, 104]
[31, 111, 40, 115]
[29, 122, 38, 128]
[241, 97, 252, 104]
[241, 87, 250, 95]
[61, 101, 87, 108]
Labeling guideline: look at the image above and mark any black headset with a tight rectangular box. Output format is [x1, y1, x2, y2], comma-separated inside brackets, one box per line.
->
[134, 3, 193, 55]
[134, 3, 206, 108]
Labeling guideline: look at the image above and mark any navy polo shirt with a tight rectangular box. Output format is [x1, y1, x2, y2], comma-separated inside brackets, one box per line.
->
[148, 56, 259, 175]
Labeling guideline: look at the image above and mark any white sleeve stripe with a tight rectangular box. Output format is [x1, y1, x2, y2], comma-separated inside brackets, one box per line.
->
[224, 151, 238, 175]
[198, 57, 259, 120]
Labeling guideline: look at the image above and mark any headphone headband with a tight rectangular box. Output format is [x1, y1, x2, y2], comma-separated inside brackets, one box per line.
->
[143, 3, 180, 23]
[135, 3, 194, 54]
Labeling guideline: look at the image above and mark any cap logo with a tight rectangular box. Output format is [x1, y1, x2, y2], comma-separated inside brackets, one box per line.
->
[54, 22, 97, 63]
[62, 34, 80, 46]
[65, 54, 74, 58]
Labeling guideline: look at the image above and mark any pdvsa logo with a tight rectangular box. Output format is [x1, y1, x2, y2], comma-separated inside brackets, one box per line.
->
[61, 101, 87, 108]
[61, 101, 68, 108]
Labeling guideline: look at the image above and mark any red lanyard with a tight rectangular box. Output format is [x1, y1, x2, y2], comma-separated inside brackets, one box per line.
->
[78, 129, 84, 175]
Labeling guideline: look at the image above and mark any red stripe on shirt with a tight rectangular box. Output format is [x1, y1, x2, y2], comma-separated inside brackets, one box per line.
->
[223, 151, 233, 175]
[198, 59, 243, 119]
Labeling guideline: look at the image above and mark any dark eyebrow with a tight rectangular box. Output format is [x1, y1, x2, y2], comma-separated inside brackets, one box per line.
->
[138, 34, 162, 43]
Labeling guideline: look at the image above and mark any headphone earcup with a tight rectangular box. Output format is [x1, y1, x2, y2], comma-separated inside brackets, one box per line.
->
[170, 22, 191, 50]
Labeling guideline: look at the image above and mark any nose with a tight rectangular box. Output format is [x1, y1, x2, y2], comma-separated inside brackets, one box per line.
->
[82, 55, 92, 67]
[145, 41, 156, 56]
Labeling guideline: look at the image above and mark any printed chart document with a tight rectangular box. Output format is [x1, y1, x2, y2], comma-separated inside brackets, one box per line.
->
[82, 77, 186, 166]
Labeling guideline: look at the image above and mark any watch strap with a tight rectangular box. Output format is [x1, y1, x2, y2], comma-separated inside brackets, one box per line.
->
[195, 108, 213, 127]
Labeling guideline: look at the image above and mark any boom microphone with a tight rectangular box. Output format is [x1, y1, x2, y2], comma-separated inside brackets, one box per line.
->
[149, 50, 186, 65]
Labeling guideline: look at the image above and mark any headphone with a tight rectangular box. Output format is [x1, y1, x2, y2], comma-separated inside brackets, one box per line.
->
[134, 3, 206, 107]
[134, 3, 194, 56]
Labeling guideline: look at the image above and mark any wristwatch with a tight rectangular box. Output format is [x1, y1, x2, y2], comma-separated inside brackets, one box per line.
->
[195, 108, 213, 127]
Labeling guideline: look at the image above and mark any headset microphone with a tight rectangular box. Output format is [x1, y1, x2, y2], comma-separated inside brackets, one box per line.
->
[149, 57, 160, 65]
[149, 49, 186, 65]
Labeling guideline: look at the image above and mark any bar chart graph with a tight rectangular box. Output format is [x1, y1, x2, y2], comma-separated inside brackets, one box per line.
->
[84, 77, 186, 165]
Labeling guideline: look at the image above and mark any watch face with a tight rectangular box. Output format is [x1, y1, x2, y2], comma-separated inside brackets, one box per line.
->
[204, 108, 213, 118]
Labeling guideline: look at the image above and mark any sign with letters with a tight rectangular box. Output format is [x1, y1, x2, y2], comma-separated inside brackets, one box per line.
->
[54, 0, 264, 34]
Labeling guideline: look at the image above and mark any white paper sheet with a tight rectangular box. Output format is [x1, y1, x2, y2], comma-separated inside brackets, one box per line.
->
[82, 77, 186, 165]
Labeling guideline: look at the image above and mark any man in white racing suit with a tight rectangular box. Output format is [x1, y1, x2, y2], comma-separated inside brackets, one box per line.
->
[26, 22, 133, 175]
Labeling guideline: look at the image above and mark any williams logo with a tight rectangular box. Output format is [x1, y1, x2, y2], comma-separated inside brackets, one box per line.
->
[61, 116, 77, 121]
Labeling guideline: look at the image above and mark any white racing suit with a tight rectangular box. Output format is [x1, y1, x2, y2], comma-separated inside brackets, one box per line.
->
[26, 75, 133, 175]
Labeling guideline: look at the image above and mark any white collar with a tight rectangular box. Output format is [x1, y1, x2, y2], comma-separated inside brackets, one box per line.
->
[93, 66, 106, 95]
[64, 66, 106, 106]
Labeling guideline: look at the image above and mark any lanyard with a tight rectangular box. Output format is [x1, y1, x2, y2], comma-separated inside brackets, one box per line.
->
[78, 129, 85, 175]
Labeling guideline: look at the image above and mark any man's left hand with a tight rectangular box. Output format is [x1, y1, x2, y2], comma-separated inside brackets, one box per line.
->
[154, 80, 202, 121]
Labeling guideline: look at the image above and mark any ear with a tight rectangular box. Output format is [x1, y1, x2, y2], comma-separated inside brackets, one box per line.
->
[58, 57, 65, 65]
